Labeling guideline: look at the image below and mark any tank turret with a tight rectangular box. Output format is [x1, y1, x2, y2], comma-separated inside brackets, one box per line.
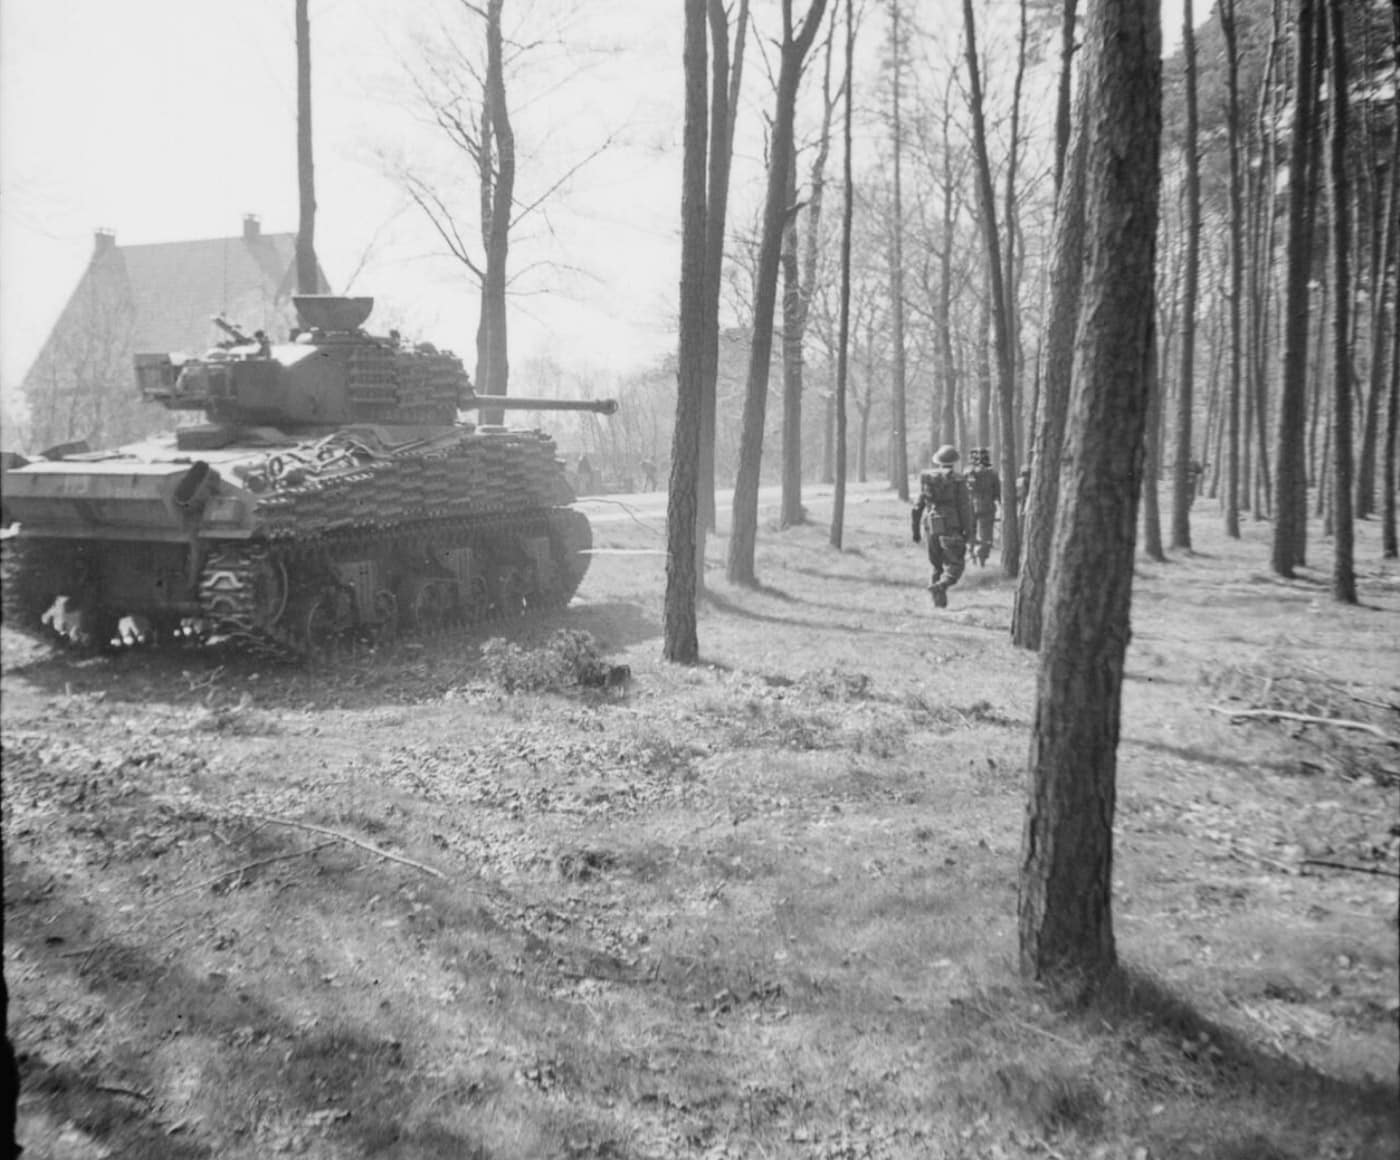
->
[134, 295, 616, 438]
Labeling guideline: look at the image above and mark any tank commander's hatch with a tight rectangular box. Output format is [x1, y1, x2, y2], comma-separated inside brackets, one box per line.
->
[293, 295, 373, 332]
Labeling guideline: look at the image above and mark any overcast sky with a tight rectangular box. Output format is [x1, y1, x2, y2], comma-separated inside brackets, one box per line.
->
[1, 0, 1196, 407]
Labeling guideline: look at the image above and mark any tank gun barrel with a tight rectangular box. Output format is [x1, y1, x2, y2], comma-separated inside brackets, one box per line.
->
[463, 393, 618, 416]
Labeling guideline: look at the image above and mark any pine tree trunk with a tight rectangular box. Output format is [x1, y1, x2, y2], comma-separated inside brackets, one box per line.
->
[1143, 326, 1166, 562]
[1172, 0, 1201, 550]
[477, 0, 514, 413]
[1327, 0, 1356, 604]
[727, 0, 829, 585]
[1020, 0, 1161, 986]
[1221, 0, 1243, 539]
[780, 150, 806, 527]
[1011, 95, 1087, 651]
[830, 0, 854, 551]
[887, 0, 909, 501]
[664, 0, 710, 663]
[294, 0, 318, 295]
[961, 0, 1020, 576]
[700, 0, 748, 538]
[1272, 0, 1319, 574]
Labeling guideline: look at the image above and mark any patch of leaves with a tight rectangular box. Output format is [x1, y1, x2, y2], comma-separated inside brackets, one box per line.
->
[480, 630, 624, 694]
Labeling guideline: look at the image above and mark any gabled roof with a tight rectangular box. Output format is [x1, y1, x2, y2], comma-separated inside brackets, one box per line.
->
[25, 219, 331, 385]
[117, 231, 304, 354]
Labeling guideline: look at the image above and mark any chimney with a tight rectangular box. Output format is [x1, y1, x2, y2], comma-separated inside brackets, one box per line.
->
[93, 228, 116, 255]
[242, 214, 261, 242]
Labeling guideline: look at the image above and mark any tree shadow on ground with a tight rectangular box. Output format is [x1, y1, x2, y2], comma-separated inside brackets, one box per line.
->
[1124, 735, 1299, 776]
[699, 588, 912, 638]
[1079, 966, 1399, 1159]
[6, 860, 499, 1160]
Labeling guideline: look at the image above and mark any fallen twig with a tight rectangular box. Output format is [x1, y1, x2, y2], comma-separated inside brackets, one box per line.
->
[96, 1084, 152, 1104]
[160, 841, 337, 907]
[247, 814, 448, 880]
[1301, 859, 1400, 880]
[1208, 705, 1400, 747]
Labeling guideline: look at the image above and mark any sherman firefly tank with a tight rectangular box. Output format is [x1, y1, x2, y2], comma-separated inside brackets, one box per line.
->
[0, 295, 617, 658]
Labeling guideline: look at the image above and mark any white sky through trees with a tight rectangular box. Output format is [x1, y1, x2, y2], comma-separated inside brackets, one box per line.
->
[0, 0, 1196, 419]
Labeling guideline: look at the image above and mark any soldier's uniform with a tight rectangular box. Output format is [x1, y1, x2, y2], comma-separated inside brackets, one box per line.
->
[911, 445, 974, 609]
[965, 448, 1001, 567]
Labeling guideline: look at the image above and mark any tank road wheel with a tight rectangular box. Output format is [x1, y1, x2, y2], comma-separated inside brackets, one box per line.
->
[251, 555, 290, 629]
[408, 580, 453, 634]
[461, 576, 491, 626]
[302, 586, 354, 662]
[365, 590, 400, 646]
[495, 566, 529, 619]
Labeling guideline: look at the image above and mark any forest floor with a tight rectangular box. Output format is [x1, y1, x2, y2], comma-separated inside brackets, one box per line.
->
[3, 480, 1398, 1160]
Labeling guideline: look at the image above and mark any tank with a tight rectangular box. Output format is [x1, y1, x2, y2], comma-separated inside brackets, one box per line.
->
[0, 296, 618, 659]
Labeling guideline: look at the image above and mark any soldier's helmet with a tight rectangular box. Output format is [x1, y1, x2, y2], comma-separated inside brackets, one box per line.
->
[932, 445, 959, 466]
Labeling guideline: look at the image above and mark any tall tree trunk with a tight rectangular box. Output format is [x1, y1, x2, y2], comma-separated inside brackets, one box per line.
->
[782, 16, 836, 528]
[1384, 0, 1400, 560]
[295, 0, 318, 295]
[700, 0, 749, 538]
[1011, 80, 1087, 651]
[887, 0, 909, 500]
[1019, 0, 1161, 986]
[1170, 0, 1204, 551]
[1143, 324, 1165, 561]
[831, 0, 854, 550]
[477, 0, 514, 409]
[1221, 0, 1243, 539]
[1327, 0, 1356, 604]
[727, 0, 830, 585]
[937, 84, 960, 455]
[1357, 154, 1396, 519]
[961, 0, 1020, 575]
[780, 151, 806, 526]
[664, 0, 710, 663]
[1272, 0, 1320, 575]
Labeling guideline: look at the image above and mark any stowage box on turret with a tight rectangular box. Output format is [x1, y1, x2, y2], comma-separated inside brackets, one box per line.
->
[0, 296, 618, 657]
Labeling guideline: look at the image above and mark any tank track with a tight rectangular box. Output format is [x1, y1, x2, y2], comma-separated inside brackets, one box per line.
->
[197, 506, 594, 662]
[1, 506, 593, 661]
[1, 535, 104, 643]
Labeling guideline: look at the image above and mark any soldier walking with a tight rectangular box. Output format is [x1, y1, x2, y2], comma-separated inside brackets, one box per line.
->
[966, 447, 1002, 567]
[911, 445, 974, 608]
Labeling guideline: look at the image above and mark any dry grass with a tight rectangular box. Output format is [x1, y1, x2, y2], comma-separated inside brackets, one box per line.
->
[4, 481, 1397, 1159]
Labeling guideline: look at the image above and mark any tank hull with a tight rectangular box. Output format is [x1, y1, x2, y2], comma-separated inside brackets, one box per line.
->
[1, 423, 596, 658]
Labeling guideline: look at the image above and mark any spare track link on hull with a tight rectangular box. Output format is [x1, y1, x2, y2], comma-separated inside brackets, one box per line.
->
[198, 507, 593, 661]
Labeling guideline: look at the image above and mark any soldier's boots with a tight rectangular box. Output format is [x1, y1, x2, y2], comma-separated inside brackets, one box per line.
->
[928, 578, 948, 608]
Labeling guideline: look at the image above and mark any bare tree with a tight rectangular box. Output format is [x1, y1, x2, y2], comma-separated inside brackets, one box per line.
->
[1326, 0, 1356, 604]
[295, 0, 318, 296]
[1272, 0, 1322, 575]
[1011, 63, 1088, 651]
[780, 7, 838, 529]
[665, 0, 710, 663]
[1019, 0, 1161, 984]
[1220, 0, 1243, 539]
[727, 0, 830, 586]
[960, 0, 1020, 576]
[830, 0, 855, 551]
[700, 0, 751, 540]
[1171, 0, 1201, 552]
[885, 0, 910, 502]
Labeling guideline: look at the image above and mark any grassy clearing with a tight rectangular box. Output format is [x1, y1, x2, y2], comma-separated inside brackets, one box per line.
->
[4, 482, 1398, 1159]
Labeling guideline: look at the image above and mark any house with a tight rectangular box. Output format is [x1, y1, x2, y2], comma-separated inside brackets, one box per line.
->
[19, 215, 330, 452]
